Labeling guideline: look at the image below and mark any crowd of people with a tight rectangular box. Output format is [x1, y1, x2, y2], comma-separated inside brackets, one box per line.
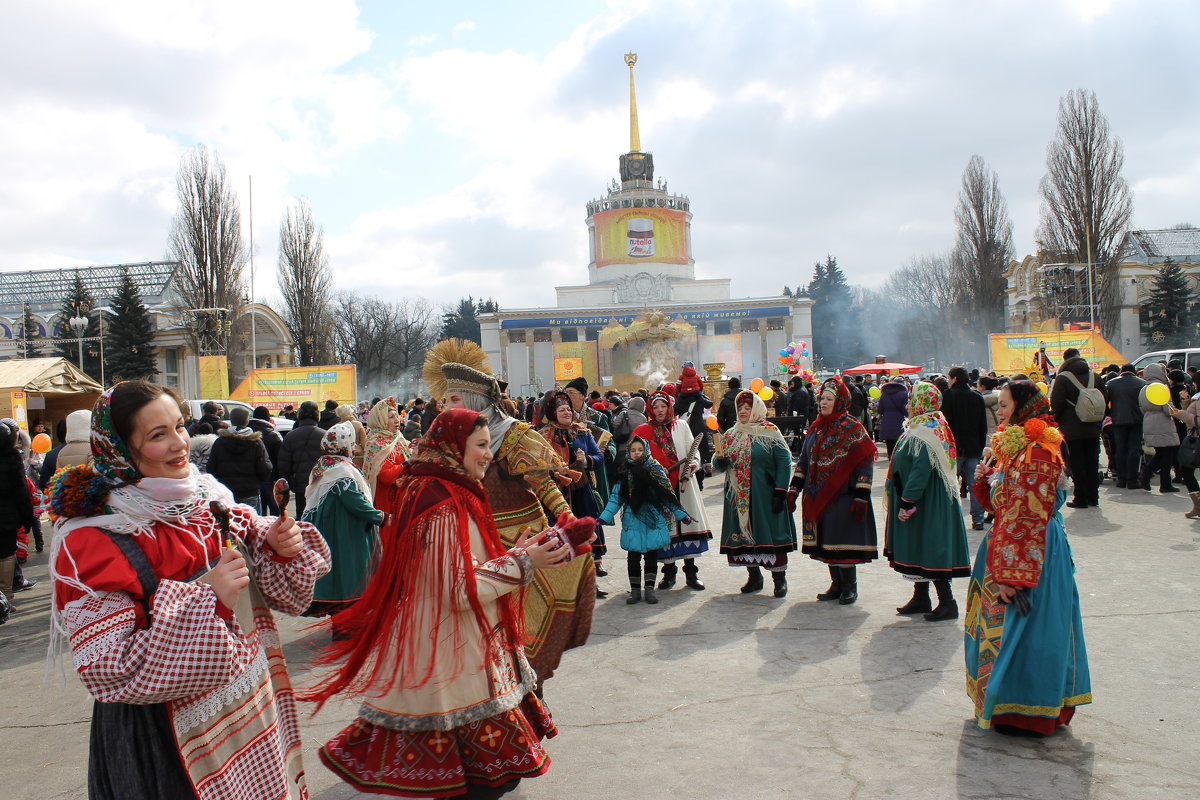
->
[9, 342, 1181, 796]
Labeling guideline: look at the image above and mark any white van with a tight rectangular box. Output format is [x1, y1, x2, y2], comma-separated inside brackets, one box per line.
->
[183, 399, 294, 434]
[1130, 348, 1200, 373]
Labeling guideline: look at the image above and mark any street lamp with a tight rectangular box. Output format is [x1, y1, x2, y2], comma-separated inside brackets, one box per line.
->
[69, 314, 87, 369]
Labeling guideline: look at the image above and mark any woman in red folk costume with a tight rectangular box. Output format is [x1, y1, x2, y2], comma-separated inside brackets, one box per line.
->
[305, 408, 573, 799]
[631, 391, 713, 591]
[795, 378, 879, 604]
[48, 381, 331, 800]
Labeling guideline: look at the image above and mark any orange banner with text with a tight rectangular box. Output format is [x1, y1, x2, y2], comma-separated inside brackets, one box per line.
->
[229, 365, 357, 412]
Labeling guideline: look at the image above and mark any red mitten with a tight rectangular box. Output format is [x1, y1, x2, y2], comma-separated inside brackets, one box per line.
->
[537, 512, 596, 561]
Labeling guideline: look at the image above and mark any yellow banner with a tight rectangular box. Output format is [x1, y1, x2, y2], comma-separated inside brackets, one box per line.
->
[593, 207, 688, 267]
[9, 392, 27, 431]
[990, 331, 1127, 373]
[553, 342, 598, 386]
[198, 356, 229, 399]
[229, 365, 357, 412]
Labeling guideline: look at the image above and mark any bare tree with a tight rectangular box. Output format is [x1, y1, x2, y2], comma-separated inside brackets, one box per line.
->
[168, 145, 248, 358]
[277, 199, 335, 366]
[1037, 89, 1133, 337]
[333, 292, 439, 397]
[953, 155, 1014, 335]
[881, 253, 987, 370]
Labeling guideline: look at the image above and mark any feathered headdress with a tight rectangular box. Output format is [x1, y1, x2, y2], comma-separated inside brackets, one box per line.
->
[423, 338, 492, 403]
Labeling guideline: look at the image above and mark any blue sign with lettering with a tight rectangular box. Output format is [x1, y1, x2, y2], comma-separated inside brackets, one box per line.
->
[499, 305, 793, 329]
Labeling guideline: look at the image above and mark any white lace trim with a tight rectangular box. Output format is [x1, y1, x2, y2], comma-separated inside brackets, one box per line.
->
[171, 644, 269, 735]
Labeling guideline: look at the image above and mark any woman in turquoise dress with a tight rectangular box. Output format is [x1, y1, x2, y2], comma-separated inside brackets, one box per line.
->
[302, 422, 385, 618]
[714, 390, 798, 597]
[966, 381, 1092, 737]
[598, 436, 692, 604]
[883, 381, 971, 621]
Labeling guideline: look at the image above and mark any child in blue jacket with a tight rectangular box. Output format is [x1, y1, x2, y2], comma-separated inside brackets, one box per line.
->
[598, 437, 693, 604]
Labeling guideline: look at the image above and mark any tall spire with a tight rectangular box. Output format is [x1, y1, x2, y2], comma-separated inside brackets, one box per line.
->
[625, 52, 640, 152]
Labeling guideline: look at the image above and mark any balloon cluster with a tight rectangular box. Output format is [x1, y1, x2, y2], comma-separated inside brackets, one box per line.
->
[777, 340, 815, 383]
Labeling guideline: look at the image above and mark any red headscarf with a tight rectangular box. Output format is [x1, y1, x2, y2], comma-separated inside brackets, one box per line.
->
[803, 378, 877, 525]
[301, 408, 522, 708]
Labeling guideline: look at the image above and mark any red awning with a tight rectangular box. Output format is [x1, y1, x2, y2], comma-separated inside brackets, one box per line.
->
[842, 362, 923, 375]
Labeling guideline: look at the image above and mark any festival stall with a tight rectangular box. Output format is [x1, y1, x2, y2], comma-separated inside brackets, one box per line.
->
[0, 357, 104, 434]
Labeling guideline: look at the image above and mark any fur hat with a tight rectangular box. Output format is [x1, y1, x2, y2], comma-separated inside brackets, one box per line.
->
[564, 377, 589, 395]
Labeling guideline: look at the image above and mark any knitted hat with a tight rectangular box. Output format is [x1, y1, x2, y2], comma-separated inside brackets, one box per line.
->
[564, 377, 589, 395]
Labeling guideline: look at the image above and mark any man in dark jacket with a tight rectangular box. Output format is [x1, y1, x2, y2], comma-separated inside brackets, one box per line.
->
[277, 401, 326, 517]
[248, 406, 284, 514]
[1105, 363, 1147, 489]
[716, 377, 742, 432]
[318, 399, 339, 430]
[206, 406, 273, 513]
[941, 366, 987, 530]
[1050, 348, 1108, 506]
[188, 401, 223, 435]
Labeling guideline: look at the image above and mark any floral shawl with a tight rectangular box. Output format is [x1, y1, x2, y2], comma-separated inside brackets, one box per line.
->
[647, 392, 678, 463]
[306, 422, 374, 513]
[364, 399, 409, 491]
[723, 391, 788, 536]
[895, 381, 958, 501]
[617, 436, 677, 515]
[802, 378, 877, 525]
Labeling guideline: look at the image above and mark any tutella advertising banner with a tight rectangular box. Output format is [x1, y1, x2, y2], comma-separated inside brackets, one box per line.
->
[593, 207, 688, 267]
[989, 331, 1127, 373]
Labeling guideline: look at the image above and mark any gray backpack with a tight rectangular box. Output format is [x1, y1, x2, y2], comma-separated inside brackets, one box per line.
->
[1063, 371, 1105, 423]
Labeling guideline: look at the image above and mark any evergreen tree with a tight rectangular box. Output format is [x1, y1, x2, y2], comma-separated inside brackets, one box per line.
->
[806, 255, 863, 370]
[1143, 258, 1197, 349]
[782, 286, 793, 297]
[55, 273, 101, 376]
[19, 304, 43, 358]
[105, 268, 159, 381]
[440, 297, 498, 343]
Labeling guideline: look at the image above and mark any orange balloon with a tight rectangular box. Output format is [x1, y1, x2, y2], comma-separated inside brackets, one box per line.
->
[749, 378, 765, 393]
[31, 433, 52, 454]
[705, 415, 719, 431]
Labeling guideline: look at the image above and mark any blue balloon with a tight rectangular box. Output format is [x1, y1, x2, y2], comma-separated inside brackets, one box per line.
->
[779, 349, 789, 357]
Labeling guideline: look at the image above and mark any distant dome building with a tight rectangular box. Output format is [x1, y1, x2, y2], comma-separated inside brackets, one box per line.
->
[479, 54, 812, 394]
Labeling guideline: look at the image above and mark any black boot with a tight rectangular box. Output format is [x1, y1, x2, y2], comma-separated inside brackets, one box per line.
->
[682, 560, 705, 591]
[896, 581, 932, 615]
[626, 587, 642, 604]
[658, 563, 678, 590]
[740, 566, 764, 594]
[771, 571, 788, 598]
[643, 581, 658, 604]
[1160, 474, 1181, 493]
[816, 565, 842, 601]
[925, 579, 958, 621]
[838, 566, 858, 605]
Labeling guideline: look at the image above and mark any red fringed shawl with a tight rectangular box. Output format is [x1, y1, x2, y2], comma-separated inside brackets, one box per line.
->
[301, 461, 523, 710]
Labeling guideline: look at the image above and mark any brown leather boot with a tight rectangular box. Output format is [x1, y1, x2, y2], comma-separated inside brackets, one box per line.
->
[0, 556, 15, 605]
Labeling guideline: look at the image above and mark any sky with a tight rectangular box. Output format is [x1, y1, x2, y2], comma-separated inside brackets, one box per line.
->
[1, 0, 1197, 313]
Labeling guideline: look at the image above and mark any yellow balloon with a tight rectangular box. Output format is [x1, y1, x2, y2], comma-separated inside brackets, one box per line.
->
[758, 387, 774, 402]
[1035, 382, 1048, 394]
[1146, 382, 1171, 406]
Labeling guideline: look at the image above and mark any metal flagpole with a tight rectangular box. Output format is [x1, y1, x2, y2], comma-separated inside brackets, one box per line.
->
[249, 175, 257, 369]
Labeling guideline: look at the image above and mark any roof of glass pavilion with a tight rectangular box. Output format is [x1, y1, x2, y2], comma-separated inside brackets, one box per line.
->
[0, 262, 180, 313]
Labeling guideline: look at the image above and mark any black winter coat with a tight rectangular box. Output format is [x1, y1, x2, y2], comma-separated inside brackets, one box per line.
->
[0, 451, 35, 538]
[247, 418, 283, 472]
[277, 418, 326, 494]
[1105, 373, 1147, 426]
[717, 388, 740, 432]
[1049, 356, 1108, 441]
[941, 383, 988, 458]
[318, 410, 339, 430]
[787, 386, 815, 423]
[206, 429, 272, 498]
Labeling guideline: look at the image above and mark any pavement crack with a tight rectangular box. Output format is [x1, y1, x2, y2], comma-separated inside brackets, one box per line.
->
[2, 718, 89, 729]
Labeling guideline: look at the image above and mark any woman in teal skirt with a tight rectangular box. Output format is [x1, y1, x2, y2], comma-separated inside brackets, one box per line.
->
[714, 390, 798, 598]
[302, 422, 385, 618]
[884, 381, 971, 621]
[966, 381, 1092, 737]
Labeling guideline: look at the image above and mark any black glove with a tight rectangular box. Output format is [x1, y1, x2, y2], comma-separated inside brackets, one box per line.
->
[786, 475, 803, 512]
[771, 490, 786, 515]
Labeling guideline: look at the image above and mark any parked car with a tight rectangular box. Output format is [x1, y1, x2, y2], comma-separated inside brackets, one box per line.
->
[183, 399, 294, 434]
[1130, 348, 1200, 374]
